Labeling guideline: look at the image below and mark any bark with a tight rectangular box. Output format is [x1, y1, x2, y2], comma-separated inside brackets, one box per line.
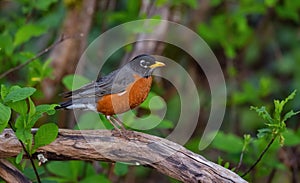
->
[0, 159, 31, 183]
[0, 128, 247, 183]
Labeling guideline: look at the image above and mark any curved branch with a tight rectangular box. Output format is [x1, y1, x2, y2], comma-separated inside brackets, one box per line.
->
[0, 159, 31, 183]
[0, 35, 73, 79]
[0, 129, 247, 183]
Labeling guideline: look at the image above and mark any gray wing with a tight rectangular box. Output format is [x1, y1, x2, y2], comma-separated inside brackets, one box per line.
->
[62, 68, 135, 99]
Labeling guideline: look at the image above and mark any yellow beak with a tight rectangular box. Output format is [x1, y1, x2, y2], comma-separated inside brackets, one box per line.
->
[149, 61, 165, 68]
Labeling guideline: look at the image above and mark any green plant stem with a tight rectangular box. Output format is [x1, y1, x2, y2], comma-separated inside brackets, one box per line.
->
[235, 150, 244, 172]
[8, 122, 41, 183]
[241, 135, 276, 177]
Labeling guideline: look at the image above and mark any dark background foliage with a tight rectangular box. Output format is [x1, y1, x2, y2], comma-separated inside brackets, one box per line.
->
[0, 0, 299, 182]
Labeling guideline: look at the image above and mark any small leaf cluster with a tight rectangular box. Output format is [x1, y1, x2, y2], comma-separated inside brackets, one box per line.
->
[251, 90, 299, 145]
[209, 90, 299, 177]
[0, 0, 59, 85]
[0, 85, 58, 163]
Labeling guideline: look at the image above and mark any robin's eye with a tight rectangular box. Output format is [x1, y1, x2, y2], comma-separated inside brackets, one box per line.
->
[140, 60, 148, 68]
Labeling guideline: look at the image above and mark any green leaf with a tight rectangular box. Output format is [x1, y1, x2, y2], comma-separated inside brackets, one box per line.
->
[14, 24, 46, 46]
[36, 104, 57, 115]
[140, 92, 166, 110]
[0, 33, 14, 55]
[0, 103, 11, 133]
[69, 161, 86, 180]
[80, 174, 111, 183]
[275, 2, 300, 22]
[1, 85, 8, 101]
[114, 162, 128, 176]
[210, 0, 222, 6]
[274, 90, 297, 122]
[224, 162, 230, 169]
[47, 161, 81, 181]
[28, 97, 36, 117]
[217, 156, 223, 165]
[155, 0, 168, 7]
[15, 115, 26, 129]
[28, 104, 57, 128]
[16, 150, 24, 164]
[7, 100, 28, 115]
[27, 113, 42, 128]
[265, 0, 278, 7]
[282, 110, 300, 123]
[210, 131, 243, 153]
[23, 167, 45, 181]
[184, 0, 198, 8]
[62, 74, 90, 90]
[127, 0, 140, 14]
[34, 0, 58, 11]
[15, 128, 33, 145]
[250, 106, 273, 124]
[274, 100, 283, 121]
[257, 128, 272, 138]
[276, 90, 297, 109]
[283, 129, 300, 146]
[242, 134, 251, 151]
[41, 58, 53, 80]
[33, 123, 58, 152]
[4, 86, 36, 103]
[47, 162, 74, 181]
[156, 119, 174, 129]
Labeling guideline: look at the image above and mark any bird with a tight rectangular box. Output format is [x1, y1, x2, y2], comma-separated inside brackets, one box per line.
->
[55, 54, 165, 131]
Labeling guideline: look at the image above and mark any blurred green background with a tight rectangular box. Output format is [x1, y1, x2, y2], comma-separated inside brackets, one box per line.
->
[0, 0, 300, 182]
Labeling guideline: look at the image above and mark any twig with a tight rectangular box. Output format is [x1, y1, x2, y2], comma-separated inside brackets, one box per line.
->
[20, 137, 41, 183]
[235, 150, 245, 172]
[0, 34, 81, 79]
[242, 136, 276, 177]
[266, 168, 276, 183]
[8, 122, 41, 183]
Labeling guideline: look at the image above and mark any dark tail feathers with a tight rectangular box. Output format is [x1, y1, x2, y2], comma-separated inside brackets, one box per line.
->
[55, 100, 72, 110]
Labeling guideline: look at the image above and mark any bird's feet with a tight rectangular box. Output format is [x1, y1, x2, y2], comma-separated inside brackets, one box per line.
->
[106, 115, 140, 140]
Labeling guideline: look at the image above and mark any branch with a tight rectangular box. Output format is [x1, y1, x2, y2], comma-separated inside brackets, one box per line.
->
[0, 129, 247, 183]
[241, 136, 276, 177]
[0, 159, 31, 183]
[0, 34, 75, 79]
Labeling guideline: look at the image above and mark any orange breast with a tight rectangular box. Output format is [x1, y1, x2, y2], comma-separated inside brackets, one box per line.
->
[96, 76, 152, 115]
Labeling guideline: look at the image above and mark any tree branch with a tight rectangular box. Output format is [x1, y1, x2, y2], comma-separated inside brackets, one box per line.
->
[0, 34, 75, 79]
[0, 159, 31, 183]
[0, 129, 247, 183]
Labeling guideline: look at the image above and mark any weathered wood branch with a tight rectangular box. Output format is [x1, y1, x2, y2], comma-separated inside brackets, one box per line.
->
[0, 129, 247, 183]
[0, 159, 31, 183]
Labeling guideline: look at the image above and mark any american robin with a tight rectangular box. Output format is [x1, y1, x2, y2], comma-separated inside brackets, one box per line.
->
[56, 54, 165, 130]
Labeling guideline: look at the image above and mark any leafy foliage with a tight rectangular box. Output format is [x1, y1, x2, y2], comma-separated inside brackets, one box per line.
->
[14, 24, 47, 47]
[210, 91, 299, 178]
[0, 103, 11, 133]
[0, 85, 58, 158]
[251, 90, 299, 145]
[0, 0, 300, 182]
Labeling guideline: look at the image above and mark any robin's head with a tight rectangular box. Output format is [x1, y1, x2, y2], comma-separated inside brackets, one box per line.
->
[128, 54, 165, 77]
